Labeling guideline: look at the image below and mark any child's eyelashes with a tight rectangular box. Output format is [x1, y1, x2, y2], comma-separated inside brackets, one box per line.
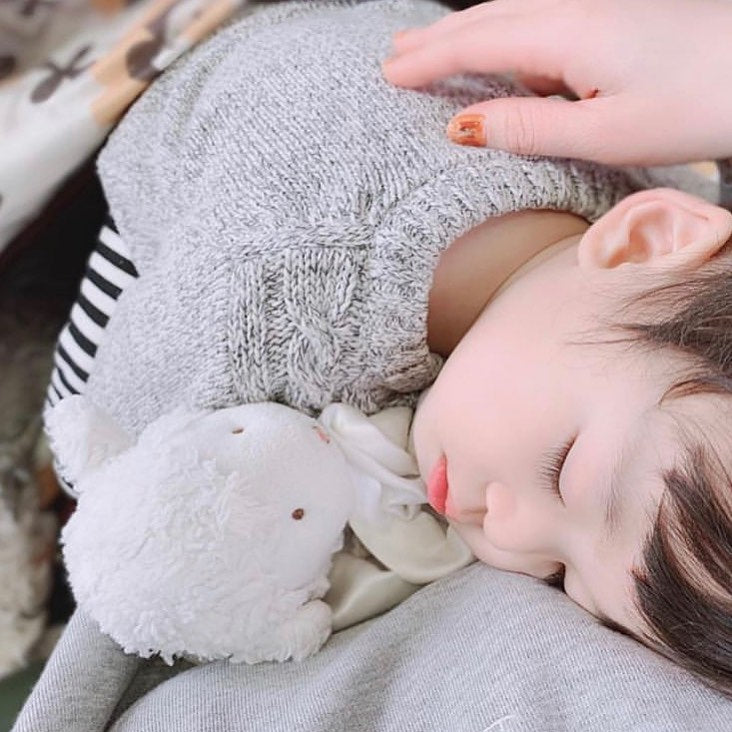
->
[538, 436, 575, 503]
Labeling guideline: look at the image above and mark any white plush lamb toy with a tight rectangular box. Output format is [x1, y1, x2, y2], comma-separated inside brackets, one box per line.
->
[44, 396, 357, 666]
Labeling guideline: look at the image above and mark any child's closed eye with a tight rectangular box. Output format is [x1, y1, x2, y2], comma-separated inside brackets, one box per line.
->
[538, 436, 575, 503]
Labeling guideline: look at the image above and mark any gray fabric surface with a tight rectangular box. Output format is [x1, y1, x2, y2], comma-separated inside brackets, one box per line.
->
[11, 607, 140, 732]
[13, 564, 732, 731]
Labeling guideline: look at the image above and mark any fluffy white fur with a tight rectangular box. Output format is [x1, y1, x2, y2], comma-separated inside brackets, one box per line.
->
[46, 397, 356, 665]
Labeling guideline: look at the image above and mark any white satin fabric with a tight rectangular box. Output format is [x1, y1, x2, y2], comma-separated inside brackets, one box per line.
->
[317, 403, 475, 632]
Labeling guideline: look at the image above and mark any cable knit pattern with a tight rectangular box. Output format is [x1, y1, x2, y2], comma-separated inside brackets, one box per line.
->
[91, 0, 717, 437]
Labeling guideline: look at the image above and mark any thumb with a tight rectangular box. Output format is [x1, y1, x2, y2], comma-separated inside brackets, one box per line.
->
[448, 96, 640, 165]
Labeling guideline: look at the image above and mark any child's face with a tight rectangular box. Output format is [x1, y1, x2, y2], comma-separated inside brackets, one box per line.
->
[411, 191, 730, 636]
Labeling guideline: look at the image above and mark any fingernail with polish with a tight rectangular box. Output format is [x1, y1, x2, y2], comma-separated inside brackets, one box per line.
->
[447, 114, 487, 146]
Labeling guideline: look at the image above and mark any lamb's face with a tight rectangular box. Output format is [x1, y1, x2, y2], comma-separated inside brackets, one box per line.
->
[149, 403, 337, 479]
[138, 403, 356, 591]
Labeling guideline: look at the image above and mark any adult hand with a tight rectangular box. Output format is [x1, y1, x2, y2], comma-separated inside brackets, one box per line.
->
[382, 0, 732, 166]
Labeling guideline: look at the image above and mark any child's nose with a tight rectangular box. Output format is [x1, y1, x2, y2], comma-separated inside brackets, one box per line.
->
[445, 481, 508, 525]
[445, 501, 484, 525]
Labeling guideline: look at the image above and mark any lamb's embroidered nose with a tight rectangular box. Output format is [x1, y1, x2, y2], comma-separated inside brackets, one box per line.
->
[231, 427, 245, 434]
[312, 425, 330, 444]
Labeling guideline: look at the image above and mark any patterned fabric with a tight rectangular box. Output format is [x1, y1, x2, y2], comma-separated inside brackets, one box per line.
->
[0, 0, 246, 255]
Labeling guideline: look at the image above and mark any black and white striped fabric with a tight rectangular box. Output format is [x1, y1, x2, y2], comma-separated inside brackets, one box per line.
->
[46, 214, 138, 410]
[46, 214, 138, 498]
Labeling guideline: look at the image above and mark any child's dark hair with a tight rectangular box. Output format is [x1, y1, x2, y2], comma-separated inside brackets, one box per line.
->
[568, 237, 732, 697]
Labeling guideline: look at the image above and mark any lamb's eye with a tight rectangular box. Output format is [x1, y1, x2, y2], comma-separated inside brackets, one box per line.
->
[291, 508, 305, 520]
[231, 427, 244, 434]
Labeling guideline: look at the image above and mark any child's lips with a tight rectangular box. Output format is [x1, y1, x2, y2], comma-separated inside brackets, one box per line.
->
[427, 454, 449, 514]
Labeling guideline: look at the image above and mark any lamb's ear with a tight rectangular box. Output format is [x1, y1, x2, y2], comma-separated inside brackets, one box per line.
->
[44, 395, 133, 484]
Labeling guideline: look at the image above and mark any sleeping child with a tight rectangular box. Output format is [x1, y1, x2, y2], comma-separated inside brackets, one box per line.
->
[45, 0, 731, 697]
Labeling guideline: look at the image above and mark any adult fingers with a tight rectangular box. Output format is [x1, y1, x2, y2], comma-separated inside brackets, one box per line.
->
[391, 0, 514, 55]
[445, 95, 666, 165]
[382, 14, 570, 89]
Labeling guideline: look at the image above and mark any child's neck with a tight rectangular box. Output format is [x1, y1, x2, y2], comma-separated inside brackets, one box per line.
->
[426, 209, 590, 357]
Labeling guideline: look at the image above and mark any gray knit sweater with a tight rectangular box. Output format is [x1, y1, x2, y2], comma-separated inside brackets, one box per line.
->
[90, 0, 715, 436]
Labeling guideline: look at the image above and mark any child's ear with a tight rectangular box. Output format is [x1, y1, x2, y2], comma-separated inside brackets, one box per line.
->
[577, 188, 732, 274]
